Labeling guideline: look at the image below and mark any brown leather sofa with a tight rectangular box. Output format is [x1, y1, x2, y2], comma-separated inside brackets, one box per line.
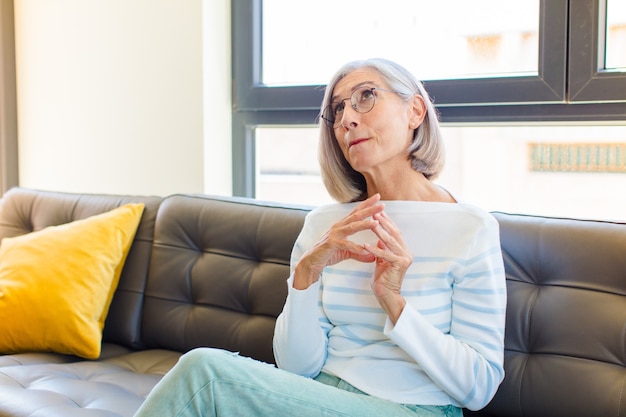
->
[0, 187, 624, 417]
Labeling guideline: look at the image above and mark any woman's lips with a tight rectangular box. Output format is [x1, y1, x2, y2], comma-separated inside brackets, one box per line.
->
[349, 138, 368, 148]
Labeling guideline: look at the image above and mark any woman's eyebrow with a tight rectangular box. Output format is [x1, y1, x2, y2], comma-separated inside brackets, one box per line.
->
[330, 81, 378, 102]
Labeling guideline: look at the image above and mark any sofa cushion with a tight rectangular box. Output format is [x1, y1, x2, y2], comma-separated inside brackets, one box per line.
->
[0, 343, 135, 368]
[140, 194, 309, 364]
[0, 204, 144, 359]
[0, 349, 181, 417]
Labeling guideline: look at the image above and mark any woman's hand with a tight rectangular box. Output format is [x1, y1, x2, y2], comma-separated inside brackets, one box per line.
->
[364, 210, 412, 324]
[293, 194, 384, 290]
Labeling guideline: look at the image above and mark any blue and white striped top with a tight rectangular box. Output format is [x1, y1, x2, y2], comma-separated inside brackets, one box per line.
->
[274, 201, 506, 411]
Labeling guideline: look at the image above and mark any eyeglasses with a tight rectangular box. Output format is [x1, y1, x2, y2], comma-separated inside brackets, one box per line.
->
[321, 87, 401, 128]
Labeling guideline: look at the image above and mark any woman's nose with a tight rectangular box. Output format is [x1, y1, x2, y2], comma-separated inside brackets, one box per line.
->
[338, 103, 359, 129]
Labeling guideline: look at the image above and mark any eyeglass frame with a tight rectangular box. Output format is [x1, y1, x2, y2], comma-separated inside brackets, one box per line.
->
[320, 87, 405, 128]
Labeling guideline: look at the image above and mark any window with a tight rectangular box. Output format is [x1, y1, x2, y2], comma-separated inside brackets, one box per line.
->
[256, 127, 332, 206]
[233, 0, 626, 221]
[255, 124, 626, 221]
[262, 1, 540, 85]
[568, 0, 626, 101]
[233, 0, 569, 112]
[605, 0, 626, 70]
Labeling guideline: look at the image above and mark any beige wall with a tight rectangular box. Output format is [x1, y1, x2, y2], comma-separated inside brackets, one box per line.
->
[13, 0, 231, 197]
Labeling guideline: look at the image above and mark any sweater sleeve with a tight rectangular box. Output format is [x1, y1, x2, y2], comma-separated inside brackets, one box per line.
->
[273, 218, 331, 377]
[385, 215, 507, 410]
[273, 278, 329, 377]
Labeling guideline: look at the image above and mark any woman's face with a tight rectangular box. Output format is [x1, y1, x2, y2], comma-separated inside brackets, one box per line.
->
[330, 68, 425, 177]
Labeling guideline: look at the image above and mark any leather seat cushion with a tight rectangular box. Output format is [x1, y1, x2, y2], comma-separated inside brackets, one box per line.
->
[0, 348, 181, 417]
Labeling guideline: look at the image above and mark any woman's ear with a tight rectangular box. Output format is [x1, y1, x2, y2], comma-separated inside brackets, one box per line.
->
[409, 94, 427, 128]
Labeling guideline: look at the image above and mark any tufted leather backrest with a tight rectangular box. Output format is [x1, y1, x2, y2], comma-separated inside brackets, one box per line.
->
[0, 187, 164, 349]
[469, 213, 626, 417]
[140, 194, 309, 364]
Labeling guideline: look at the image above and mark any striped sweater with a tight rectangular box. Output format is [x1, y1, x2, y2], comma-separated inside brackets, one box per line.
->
[273, 201, 506, 411]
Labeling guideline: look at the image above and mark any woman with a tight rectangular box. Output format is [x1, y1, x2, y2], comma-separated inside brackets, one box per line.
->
[134, 58, 506, 417]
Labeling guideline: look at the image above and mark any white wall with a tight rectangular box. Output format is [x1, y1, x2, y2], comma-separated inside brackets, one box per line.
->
[13, 0, 231, 197]
[202, 0, 232, 196]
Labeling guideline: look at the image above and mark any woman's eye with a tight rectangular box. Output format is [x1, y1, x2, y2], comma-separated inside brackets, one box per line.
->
[360, 89, 375, 101]
[333, 102, 345, 115]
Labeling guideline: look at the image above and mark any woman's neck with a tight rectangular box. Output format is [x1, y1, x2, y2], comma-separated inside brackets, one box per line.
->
[365, 170, 455, 203]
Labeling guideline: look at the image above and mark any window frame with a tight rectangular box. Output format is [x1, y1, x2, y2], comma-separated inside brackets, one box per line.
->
[568, 0, 626, 102]
[232, 0, 626, 197]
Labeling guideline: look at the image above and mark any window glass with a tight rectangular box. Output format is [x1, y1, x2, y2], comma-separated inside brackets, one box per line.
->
[256, 127, 333, 206]
[262, 0, 539, 86]
[606, 0, 626, 70]
[256, 125, 626, 221]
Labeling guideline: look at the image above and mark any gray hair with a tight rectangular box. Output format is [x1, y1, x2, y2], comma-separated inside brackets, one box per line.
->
[318, 58, 445, 203]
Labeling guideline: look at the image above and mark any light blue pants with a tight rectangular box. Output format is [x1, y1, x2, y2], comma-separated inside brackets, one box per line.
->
[133, 348, 463, 417]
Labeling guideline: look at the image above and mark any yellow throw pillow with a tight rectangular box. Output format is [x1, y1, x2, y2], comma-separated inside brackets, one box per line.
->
[0, 203, 144, 359]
